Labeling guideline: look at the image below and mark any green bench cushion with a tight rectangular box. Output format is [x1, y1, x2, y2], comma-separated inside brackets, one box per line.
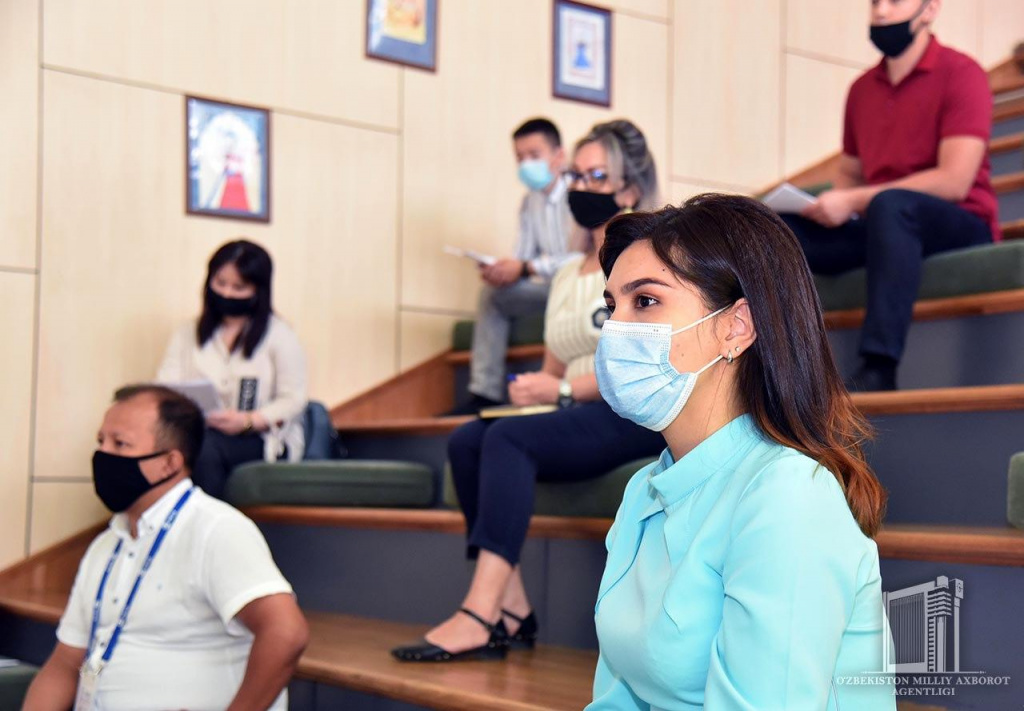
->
[0, 662, 38, 709]
[815, 241, 1024, 312]
[1009, 453, 1024, 529]
[443, 457, 657, 519]
[226, 460, 436, 509]
[451, 312, 546, 351]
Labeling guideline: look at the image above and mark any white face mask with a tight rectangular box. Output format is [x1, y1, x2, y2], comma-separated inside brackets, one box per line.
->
[594, 307, 729, 431]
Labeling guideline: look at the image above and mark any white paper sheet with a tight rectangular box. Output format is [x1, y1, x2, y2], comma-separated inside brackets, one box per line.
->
[443, 245, 498, 266]
[762, 182, 817, 214]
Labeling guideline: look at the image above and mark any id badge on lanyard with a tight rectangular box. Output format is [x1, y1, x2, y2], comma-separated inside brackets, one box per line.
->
[74, 662, 101, 710]
[77, 486, 194, 708]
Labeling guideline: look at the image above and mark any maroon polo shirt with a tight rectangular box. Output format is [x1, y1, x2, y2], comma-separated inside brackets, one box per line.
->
[843, 36, 1000, 240]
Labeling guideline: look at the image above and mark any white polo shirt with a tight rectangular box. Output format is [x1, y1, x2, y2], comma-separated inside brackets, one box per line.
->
[57, 479, 293, 711]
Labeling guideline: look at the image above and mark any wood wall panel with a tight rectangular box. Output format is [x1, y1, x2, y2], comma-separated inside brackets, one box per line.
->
[399, 311, 467, 371]
[668, 180, 746, 206]
[783, 54, 861, 176]
[33, 71, 399, 536]
[42, 0, 401, 130]
[980, 0, 1024, 67]
[0, 273, 36, 569]
[672, 0, 781, 189]
[785, 0, 875, 68]
[29, 481, 107, 554]
[0, 0, 39, 270]
[401, 0, 669, 313]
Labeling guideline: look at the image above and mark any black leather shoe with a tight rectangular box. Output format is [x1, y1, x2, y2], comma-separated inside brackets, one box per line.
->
[845, 364, 897, 392]
[501, 609, 539, 650]
[390, 608, 509, 662]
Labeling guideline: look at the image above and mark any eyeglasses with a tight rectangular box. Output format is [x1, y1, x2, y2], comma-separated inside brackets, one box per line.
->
[564, 168, 611, 189]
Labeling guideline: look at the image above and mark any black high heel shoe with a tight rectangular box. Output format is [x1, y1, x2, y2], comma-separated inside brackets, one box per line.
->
[390, 608, 509, 662]
[501, 608, 539, 650]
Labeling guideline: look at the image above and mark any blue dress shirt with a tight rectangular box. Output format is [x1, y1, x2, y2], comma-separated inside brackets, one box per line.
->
[587, 414, 895, 710]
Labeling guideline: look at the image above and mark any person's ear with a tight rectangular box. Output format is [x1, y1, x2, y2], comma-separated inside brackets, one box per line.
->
[616, 183, 641, 210]
[720, 299, 757, 360]
[919, 0, 939, 27]
[551, 146, 565, 170]
[162, 450, 185, 478]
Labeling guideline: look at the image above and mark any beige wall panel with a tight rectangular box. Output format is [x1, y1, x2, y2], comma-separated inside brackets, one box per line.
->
[29, 481, 107, 553]
[672, 0, 781, 188]
[43, 0, 400, 130]
[36, 71, 398, 493]
[606, 0, 670, 20]
[787, 0, 980, 67]
[402, 0, 669, 312]
[0, 273, 35, 569]
[786, 0, 875, 67]
[269, 114, 400, 406]
[0, 0, 39, 270]
[933, 0, 980, 61]
[783, 55, 861, 176]
[980, 0, 1024, 66]
[399, 310, 467, 370]
[668, 180, 747, 206]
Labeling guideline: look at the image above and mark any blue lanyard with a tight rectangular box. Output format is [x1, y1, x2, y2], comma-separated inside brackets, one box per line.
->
[86, 486, 194, 666]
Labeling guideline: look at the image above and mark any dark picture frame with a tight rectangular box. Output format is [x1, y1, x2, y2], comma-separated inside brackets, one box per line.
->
[365, 0, 439, 72]
[185, 96, 271, 223]
[552, 0, 612, 107]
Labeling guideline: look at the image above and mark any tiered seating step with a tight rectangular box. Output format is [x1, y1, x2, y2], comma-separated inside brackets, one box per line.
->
[245, 507, 1024, 568]
[337, 384, 1024, 437]
[298, 612, 595, 711]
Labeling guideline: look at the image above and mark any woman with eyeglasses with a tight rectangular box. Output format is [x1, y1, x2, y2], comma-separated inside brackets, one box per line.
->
[391, 120, 666, 663]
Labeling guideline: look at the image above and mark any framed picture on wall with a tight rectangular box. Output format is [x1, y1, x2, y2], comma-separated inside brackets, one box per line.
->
[185, 96, 271, 223]
[553, 0, 612, 107]
[366, 0, 439, 72]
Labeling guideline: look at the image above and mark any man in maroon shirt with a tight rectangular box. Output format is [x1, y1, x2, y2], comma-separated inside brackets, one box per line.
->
[782, 0, 998, 391]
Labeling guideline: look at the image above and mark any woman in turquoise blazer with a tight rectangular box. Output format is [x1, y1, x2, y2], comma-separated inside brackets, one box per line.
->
[587, 194, 895, 710]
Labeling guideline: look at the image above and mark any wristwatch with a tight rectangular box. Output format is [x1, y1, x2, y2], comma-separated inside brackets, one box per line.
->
[557, 379, 575, 409]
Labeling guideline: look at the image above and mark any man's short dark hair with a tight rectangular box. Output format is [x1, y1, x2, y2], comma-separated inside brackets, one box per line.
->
[114, 384, 205, 470]
[512, 118, 561, 148]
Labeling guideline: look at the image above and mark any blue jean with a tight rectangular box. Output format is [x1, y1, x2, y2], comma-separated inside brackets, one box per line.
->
[782, 189, 993, 361]
[448, 401, 665, 566]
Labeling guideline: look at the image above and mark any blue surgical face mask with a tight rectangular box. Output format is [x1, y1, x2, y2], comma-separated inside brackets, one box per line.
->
[594, 306, 729, 431]
[518, 159, 555, 191]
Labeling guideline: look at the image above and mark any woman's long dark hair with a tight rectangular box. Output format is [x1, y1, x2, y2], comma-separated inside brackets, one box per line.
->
[197, 240, 273, 358]
[601, 194, 886, 537]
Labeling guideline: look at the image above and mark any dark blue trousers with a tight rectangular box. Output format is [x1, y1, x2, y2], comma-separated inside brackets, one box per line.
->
[448, 401, 665, 566]
[782, 189, 992, 361]
[193, 429, 264, 500]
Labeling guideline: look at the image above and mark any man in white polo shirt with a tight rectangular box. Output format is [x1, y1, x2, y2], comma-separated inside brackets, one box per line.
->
[23, 384, 308, 711]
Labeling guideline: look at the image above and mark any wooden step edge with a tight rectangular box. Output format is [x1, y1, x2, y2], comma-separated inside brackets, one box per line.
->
[246, 507, 1024, 567]
[994, 96, 1024, 122]
[993, 170, 1024, 194]
[992, 71, 1024, 97]
[876, 524, 1024, 567]
[334, 384, 1024, 434]
[440, 293, 1024, 365]
[1003, 218, 1024, 240]
[445, 343, 544, 366]
[824, 288, 1024, 329]
[990, 131, 1024, 155]
[297, 611, 595, 711]
[851, 383, 1024, 415]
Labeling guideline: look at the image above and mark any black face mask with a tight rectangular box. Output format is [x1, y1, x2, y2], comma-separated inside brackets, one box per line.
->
[207, 288, 257, 317]
[92, 450, 178, 513]
[569, 190, 623, 230]
[870, 0, 930, 58]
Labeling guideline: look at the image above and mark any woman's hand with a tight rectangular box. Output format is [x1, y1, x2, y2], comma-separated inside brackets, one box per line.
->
[508, 372, 560, 406]
[206, 410, 251, 435]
